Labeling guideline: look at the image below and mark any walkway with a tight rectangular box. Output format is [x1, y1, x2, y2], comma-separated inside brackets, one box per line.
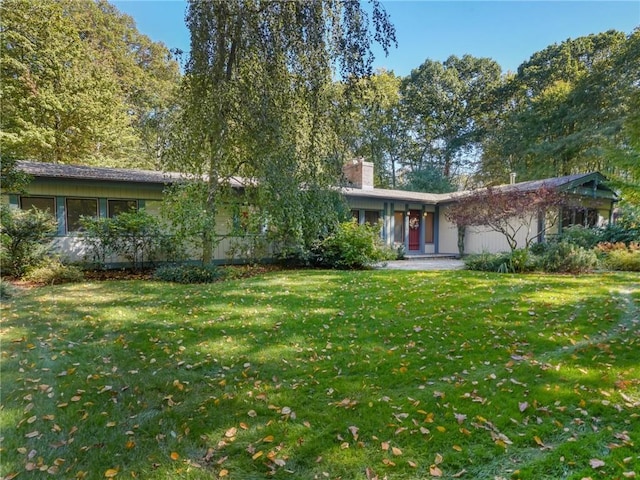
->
[377, 257, 465, 271]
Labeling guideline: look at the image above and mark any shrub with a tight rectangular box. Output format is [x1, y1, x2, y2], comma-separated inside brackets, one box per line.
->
[464, 252, 512, 272]
[596, 243, 640, 271]
[0, 205, 57, 277]
[314, 220, 394, 269]
[536, 242, 598, 274]
[599, 223, 640, 245]
[0, 279, 15, 299]
[154, 264, 225, 284]
[81, 210, 170, 270]
[23, 259, 84, 284]
[558, 225, 603, 249]
[603, 250, 640, 271]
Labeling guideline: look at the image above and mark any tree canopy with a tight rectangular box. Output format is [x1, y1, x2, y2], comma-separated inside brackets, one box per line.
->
[0, 0, 180, 169]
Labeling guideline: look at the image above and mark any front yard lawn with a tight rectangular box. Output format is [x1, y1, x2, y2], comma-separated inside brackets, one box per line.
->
[1, 270, 639, 479]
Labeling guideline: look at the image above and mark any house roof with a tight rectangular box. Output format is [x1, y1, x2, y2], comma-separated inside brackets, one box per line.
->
[16, 160, 183, 184]
[14, 161, 617, 203]
[457, 172, 619, 202]
[14, 160, 246, 188]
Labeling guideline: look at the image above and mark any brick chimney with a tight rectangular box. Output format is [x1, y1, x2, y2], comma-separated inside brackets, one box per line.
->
[343, 158, 374, 190]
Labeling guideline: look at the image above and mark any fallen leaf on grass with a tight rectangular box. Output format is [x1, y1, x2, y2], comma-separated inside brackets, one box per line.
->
[429, 465, 443, 477]
[590, 458, 605, 468]
[170, 452, 180, 460]
[252, 451, 263, 460]
[104, 469, 118, 478]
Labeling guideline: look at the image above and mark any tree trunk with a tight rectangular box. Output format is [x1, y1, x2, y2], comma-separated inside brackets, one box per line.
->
[457, 225, 465, 256]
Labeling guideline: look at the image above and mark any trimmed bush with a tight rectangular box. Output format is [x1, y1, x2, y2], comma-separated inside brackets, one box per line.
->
[23, 259, 84, 284]
[536, 242, 598, 273]
[154, 264, 225, 284]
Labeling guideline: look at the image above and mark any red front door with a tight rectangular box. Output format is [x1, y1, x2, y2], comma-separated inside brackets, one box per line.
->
[408, 210, 420, 251]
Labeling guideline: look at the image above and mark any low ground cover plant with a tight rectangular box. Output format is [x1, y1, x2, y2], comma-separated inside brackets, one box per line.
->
[1, 270, 638, 479]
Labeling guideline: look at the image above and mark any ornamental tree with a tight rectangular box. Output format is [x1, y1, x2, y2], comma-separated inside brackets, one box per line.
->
[445, 186, 564, 254]
[163, 0, 396, 264]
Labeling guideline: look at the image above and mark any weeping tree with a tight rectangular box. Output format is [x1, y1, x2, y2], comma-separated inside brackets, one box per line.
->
[163, 0, 396, 264]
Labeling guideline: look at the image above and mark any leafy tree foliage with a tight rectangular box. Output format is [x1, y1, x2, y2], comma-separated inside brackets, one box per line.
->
[401, 168, 456, 194]
[164, 0, 395, 264]
[340, 70, 410, 188]
[479, 30, 636, 184]
[0, 0, 180, 169]
[401, 55, 502, 180]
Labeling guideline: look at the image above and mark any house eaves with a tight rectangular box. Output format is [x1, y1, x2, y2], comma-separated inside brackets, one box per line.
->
[342, 186, 452, 204]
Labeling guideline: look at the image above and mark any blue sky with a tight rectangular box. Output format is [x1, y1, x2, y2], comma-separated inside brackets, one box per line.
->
[113, 0, 639, 75]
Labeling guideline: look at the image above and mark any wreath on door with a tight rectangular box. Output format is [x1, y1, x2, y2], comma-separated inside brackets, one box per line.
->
[409, 217, 420, 230]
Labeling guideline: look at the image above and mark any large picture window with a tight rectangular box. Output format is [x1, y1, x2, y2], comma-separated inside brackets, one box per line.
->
[562, 207, 598, 228]
[424, 212, 434, 244]
[394, 212, 404, 243]
[108, 199, 137, 218]
[66, 198, 98, 232]
[20, 196, 55, 214]
[364, 210, 379, 226]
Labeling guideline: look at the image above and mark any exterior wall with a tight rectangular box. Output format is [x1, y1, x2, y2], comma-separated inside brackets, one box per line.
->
[438, 207, 461, 255]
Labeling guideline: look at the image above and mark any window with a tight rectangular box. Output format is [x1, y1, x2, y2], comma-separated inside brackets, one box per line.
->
[364, 210, 379, 225]
[351, 210, 360, 222]
[424, 212, 434, 244]
[562, 207, 598, 228]
[66, 198, 98, 232]
[21, 196, 55, 214]
[108, 199, 137, 218]
[394, 212, 404, 243]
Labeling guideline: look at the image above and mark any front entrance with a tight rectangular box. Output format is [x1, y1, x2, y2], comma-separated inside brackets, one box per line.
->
[408, 210, 421, 251]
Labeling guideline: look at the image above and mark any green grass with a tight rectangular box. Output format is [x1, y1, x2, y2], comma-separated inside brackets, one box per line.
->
[1, 270, 639, 480]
